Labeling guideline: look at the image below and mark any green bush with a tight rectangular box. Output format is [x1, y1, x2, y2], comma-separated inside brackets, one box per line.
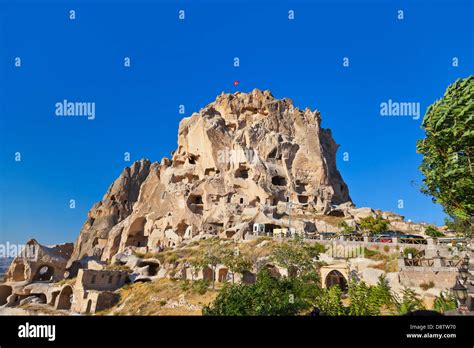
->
[433, 291, 457, 313]
[396, 287, 425, 314]
[192, 279, 210, 295]
[425, 226, 445, 238]
[203, 269, 318, 316]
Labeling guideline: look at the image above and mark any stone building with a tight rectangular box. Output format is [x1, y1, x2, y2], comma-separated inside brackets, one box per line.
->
[71, 269, 128, 314]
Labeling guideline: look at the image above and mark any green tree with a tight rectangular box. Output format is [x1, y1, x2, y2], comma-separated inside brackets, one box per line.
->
[445, 216, 474, 238]
[222, 250, 252, 283]
[198, 252, 221, 289]
[338, 221, 354, 234]
[359, 216, 390, 235]
[202, 269, 317, 316]
[371, 275, 397, 313]
[271, 240, 325, 277]
[424, 226, 445, 238]
[417, 76, 474, 220]
[347, 281, 381, 315]
[396, 287, 425, 315]
[314, 286, 346, 316]
[433, 290, 457, 314]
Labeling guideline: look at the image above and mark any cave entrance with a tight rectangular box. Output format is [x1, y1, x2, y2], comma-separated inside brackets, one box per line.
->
[56, 286, 73, 310]
[11, 262, 26, 281]
[298, 195, 308, 204]
[125, 217, 148, 247]
[218, 268, 229, 282]
[33, 265, 55, 282]
[0, 285, 12, 305]
[272, 176, 287, 186]
[137, 261, 160, 276]
[235, 167, 249, 179]
[188, 194, 204, 214]
[325, 270, 348, 292]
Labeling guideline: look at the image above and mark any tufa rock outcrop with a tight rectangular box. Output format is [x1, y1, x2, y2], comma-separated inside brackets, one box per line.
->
[69, 89, 351, 265]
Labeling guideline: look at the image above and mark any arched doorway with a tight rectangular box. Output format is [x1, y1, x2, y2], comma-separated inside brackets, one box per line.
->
[325, 270, 348, 291]
[217, 268, 228, 282]
[11, 263, 26, 281]
[202, 267, 214, 282]
[85, 299, 92, 314]
[56, 286, 73, 310]
[125, 217, 148, 247]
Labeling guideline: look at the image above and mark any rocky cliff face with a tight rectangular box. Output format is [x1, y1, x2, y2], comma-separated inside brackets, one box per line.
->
[69, 89, 352, 264]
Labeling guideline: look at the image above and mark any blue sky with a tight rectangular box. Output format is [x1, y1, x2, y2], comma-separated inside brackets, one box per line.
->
[0, 0, 473, 245]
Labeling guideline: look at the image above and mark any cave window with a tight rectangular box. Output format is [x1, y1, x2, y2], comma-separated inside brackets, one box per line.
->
[272, 176, 287, 186]
[33, 265, 55, 282]
[298, 195, 308, 204]
[188, 195, 204, 214]
[235, 167, 249, 179]
[108, 275, 113, 284]
[268, 148, 278, 159]
[188, 154, 198, 165]
[240, 198, 244, 204]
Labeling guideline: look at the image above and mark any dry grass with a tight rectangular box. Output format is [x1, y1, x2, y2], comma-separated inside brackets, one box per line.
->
[99, 278, 219, 316]
[370, 253, 399, 272]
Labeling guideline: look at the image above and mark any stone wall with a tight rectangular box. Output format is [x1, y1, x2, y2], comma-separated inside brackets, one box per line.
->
[399, 267, 458, 289]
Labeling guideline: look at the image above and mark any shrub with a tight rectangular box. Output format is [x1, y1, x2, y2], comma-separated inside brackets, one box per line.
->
[203, 269, 318, 316]
[419, 281, 435, 291]
[359, 216, 390, 234]
[425, 226, 445, 238]
[396, 287, 425, 314]
[192, 279, 210, 295]
[433, 291, 457, 313]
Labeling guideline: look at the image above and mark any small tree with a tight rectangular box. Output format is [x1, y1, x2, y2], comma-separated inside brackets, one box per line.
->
[433, 290, 457, 314]
[445, 216, 474, 238]
[271, 240, 325, 277]
[314, 286, 346, 316]
[424, 226, 445, 238]
[199, 252, 221, 289]
[338, 221, 354, 234]
[396, 287, 425, 315]
[359, 216, 390, 235]
[222, 250, 252, 284]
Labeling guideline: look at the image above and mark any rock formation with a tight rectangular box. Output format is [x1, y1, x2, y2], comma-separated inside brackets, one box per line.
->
[68, 89, 352, 266]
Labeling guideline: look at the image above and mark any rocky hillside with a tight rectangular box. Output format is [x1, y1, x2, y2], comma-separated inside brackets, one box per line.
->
[68, 89, 352, 267]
